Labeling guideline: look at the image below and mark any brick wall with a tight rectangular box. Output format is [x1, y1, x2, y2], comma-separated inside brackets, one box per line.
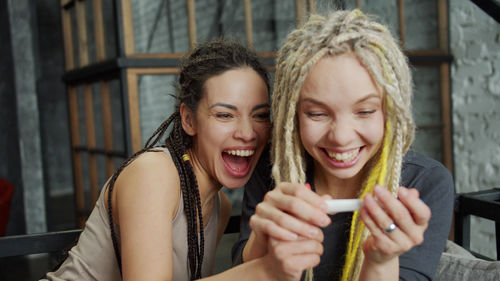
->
[450, 0, 500, 259]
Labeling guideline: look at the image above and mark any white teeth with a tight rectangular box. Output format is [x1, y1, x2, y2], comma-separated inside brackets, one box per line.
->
[225, 150, 255, 157]
[327, 149, 358, 162]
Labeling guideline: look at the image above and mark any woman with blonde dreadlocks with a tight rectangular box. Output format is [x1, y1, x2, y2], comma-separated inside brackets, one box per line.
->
[232, 9, 454, 281]
[42, 39, 323, 281]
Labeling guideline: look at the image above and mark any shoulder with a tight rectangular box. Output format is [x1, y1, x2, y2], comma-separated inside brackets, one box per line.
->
[401, 150, 454, 207]
[114, 149, 181, 219]
[402, 150, 448, 172]
[401, 151, 453, 189]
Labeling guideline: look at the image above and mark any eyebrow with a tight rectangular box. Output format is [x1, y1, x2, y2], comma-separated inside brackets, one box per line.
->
[209, 102, 270, 111]
[300, 93, 381, 105]
[356, 93, 381, 103]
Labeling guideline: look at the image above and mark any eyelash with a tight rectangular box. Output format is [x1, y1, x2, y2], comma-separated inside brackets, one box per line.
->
[254, 112, 270, 120]
[358, 109, 376, 116]
[306, 112, 325, 117]
[215, 113, 233, 119]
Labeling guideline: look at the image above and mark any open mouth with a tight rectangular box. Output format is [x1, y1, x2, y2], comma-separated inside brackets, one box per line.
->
[222, 149, 255, 177]
[323, 147, 363, 167]
[326, 148, 359, 163]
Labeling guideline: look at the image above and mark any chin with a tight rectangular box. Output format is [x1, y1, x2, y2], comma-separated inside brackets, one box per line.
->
[221, 174, 251, 189]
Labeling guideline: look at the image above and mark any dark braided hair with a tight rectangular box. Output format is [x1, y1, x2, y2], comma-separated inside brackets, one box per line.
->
[107, 38, 270, 280]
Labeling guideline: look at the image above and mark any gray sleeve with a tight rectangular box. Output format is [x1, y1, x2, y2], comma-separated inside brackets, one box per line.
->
[231, 147, 273, 265]
[399, 153, 455, 281]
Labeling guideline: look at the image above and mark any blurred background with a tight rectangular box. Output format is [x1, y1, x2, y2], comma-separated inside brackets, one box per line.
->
[0, 0, 498, 280]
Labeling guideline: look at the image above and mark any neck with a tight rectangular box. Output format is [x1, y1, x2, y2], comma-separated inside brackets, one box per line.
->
[312, 165, 364, 199]
[186, 148, 222, 208]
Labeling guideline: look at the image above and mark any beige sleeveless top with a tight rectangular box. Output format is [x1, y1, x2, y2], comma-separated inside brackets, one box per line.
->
[43, 148, 220, 281]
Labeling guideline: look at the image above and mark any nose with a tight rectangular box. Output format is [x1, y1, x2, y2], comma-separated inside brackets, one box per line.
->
[234, 117, 256, 142]
[327, 118, 354, 146]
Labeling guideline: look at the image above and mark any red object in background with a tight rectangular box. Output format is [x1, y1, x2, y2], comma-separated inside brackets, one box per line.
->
[0, 178, 14, 236]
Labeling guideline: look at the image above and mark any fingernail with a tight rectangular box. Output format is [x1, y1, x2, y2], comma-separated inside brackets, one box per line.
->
[399, 187, 408, 197]
[321, 216, 331, 226]
[320, 202, 328, 213]
[305, 183, 311, 190]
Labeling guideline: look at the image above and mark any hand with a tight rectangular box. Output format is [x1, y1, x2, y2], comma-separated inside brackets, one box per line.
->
[263, 236, 323, 281]
[360, 185, 431, 264]
[249, 182, 331, 246]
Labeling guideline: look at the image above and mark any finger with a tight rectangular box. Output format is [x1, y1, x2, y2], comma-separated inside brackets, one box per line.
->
[279, 183, 330, 213]
[255, 201, 324, 241]
[359, 207, 396, 251]
[398, 187, 431, 226]
[363, 192, 402, 236]
[402, 186, 420, 199]
[320, 194, 333, 200]
[371, 186, 426, 247]
[269, 238, 324, 257]
[372, 185, 414, 235]
[266, 186, 331, 228]
[360, 206, 414, 256]
[249, 215, 298, 241]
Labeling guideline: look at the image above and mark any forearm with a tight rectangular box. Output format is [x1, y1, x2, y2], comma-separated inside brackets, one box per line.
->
[200, 257, 274, 281]
[242, 231, 268, 262]
[359, 257, 399, 281]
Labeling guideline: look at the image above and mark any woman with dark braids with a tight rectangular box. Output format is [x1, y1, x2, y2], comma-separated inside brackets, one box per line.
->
[42, 39, 323, 281]
[233, 10, 454, 281]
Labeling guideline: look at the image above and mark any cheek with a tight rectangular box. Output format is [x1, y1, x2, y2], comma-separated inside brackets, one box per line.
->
[255, 122, 271, 140]
[368, 115, 385, 146]
[298, 116, 318, 149]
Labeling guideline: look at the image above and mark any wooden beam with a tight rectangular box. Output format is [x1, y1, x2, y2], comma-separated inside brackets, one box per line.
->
[68, 86, 86, 227]
[244, 0, 253, 49]
[437, 0, 453, 174]
[296, 0, 306, 27]
[121, 0, 136, 55]
[83, 84, 99, 205]
[440, 63, 453, 172]
[397, 0, 406, 49]
[309, 0, 316, 13]
[126, 70, 142, 153]
[93, 0, 106, 61]
[100, 81, 115, 177]
[60, 2, 75, 70]
[437, 0, 449, 51]
[186, 0, 197, 50]
[75, 0, 89, 66]
[127, 68, 179, 75]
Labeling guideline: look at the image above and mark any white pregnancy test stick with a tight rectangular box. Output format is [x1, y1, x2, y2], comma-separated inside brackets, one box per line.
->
[325, 199, 363, 213]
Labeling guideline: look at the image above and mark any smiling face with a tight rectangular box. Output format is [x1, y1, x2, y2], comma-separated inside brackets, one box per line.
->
[298, 53, 385, 190]
[182, 67, 271, 189]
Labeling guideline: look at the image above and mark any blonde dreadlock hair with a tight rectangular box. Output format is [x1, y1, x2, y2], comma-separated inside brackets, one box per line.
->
[271, 9, 415, 281]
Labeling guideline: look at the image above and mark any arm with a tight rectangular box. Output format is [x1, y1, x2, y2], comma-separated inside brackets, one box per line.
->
[243, 183, 330, 262]
[358, 186, 431, 281]
[232, 147, 330, 265]
[115, 151, 181, 281]
[204, 236, 323, 281]
[358, 153, 455, 281]
[115, 151, 323, 281]
[397, 156, 455, 280]
[232, 146, 273, 265]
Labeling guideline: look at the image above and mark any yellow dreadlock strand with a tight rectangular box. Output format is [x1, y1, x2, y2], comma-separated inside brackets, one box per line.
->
[341, 119, 392, 281]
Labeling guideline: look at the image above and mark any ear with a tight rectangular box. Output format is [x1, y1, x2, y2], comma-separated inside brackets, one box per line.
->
[180, 103, 196, 136]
